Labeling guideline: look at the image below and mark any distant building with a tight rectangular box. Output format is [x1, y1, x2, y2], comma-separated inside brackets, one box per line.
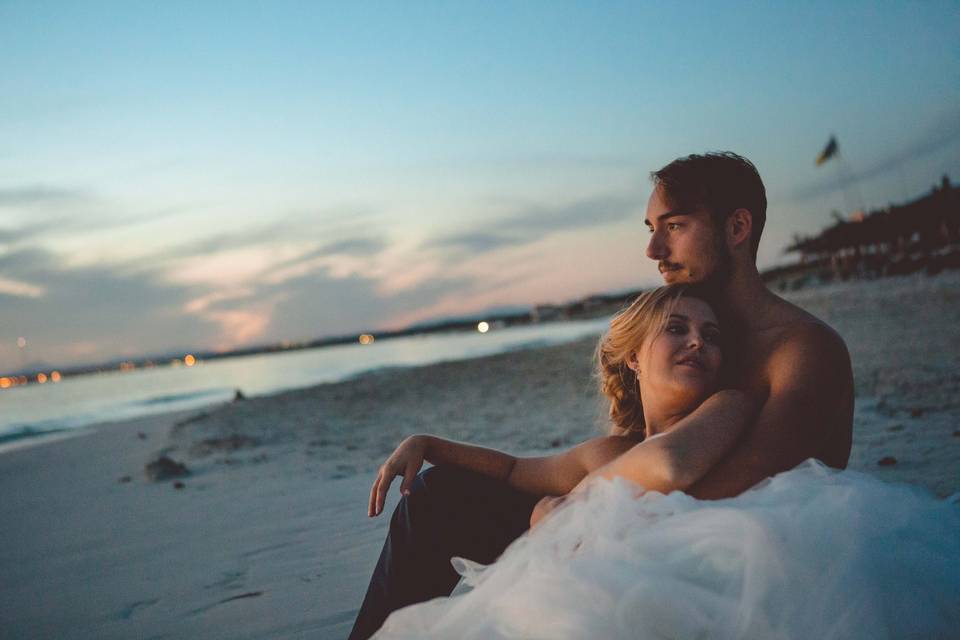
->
[531, 304, 565, 322]
[772, 176, 960, 287]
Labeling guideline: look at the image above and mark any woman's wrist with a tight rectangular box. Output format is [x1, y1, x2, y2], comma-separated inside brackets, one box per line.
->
[414, 434, 438, 460]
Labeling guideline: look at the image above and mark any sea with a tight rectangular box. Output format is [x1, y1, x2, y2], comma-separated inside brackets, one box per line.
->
[0, 317, 610, 448]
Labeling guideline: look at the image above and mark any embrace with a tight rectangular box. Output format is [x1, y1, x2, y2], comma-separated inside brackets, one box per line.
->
[348, 153, 958, 638]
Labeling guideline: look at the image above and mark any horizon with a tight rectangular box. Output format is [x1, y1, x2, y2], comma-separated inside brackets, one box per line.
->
[2, 2, 959, 369]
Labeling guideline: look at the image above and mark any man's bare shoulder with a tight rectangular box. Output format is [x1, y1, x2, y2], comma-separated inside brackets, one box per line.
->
[762, 294, 849, 364]
[762, 300, 854, 467]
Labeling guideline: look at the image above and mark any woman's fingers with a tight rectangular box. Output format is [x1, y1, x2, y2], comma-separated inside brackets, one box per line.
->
[376, 469, 396, 516]
[368, 472, 382, 517]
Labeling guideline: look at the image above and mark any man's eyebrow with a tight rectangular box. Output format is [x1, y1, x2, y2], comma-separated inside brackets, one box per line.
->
[644, 207, 696, 227]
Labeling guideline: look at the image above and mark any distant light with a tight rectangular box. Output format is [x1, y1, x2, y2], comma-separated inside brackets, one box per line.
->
[359, 334, 375, 345]
[184, 354, 196, 366]
[51, 371, 62, 382]
[17, 337, 26, 348]
[477, 321, 490, 334]
[0, 377, 10, 389]
[37, 373, 48, 384]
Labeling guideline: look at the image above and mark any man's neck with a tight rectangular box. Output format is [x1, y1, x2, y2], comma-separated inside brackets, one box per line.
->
[712, 261, 776, 332]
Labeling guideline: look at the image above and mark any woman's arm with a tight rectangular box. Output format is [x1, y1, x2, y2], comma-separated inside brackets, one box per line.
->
[573, 390, 754, 495]
[368, 433, 638, 517]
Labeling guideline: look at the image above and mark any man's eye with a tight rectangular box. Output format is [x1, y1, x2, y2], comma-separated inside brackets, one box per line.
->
[645, 226, 654, 234]
[667, 223, 681, 231]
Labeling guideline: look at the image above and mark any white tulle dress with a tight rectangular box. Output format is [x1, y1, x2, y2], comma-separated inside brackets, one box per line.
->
[374, 460, 960, 639]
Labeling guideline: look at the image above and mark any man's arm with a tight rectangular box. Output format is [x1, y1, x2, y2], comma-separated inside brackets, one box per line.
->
[687, 323, 854, 500]
[570, 390, 753, 494]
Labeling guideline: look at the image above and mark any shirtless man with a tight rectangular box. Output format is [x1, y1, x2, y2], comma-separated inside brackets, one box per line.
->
[349, 151, 854, 639]
[640, 152, 852, 499]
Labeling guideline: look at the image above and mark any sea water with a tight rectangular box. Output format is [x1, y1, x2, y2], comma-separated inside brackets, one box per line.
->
[0, 317, 609, 446]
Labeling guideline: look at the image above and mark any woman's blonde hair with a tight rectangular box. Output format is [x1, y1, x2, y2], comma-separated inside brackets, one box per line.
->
[596, 283, 717, 437]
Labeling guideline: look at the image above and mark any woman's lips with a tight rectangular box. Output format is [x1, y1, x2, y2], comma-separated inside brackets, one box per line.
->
[676, 357, 705, 370]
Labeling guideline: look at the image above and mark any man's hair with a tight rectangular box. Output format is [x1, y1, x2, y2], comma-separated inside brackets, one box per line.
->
[651, 152, 767, 260]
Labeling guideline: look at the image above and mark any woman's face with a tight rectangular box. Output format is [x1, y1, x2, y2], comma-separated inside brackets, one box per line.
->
[631, 296, 722, 413]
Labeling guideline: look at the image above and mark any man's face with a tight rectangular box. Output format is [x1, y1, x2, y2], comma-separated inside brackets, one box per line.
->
[644, 186, 729, 285]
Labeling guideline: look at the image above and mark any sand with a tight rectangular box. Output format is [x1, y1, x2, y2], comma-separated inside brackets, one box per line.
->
[1, 271, 958, 639]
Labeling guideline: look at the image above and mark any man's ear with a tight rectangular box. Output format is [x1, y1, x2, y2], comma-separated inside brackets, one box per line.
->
[727, 208, 753, 250]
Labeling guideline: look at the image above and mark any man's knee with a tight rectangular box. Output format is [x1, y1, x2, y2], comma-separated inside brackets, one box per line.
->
[403, 465, 473, 512]
[388, 466, 475, 539]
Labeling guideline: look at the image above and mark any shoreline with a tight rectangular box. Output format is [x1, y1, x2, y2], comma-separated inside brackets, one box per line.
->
[0, 315, 612, 449]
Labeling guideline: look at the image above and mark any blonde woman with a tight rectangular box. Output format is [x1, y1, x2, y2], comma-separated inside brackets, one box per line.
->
[350, 284, 752, 639]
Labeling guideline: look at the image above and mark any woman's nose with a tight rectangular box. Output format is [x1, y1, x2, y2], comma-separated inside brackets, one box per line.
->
[687, 333, 704, 349]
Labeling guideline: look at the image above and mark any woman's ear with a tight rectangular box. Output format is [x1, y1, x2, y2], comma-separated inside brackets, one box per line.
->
[626, 352, 640, 373]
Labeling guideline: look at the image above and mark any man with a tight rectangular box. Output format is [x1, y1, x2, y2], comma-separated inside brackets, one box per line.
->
[349, 152, 853, 639]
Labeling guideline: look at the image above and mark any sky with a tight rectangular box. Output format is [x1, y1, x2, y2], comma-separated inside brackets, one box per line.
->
[1, 1, 959, 369]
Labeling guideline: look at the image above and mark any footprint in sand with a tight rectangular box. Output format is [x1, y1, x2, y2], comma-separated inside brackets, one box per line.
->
[187, 591, 264, 616]
[117, 598, 160, 620]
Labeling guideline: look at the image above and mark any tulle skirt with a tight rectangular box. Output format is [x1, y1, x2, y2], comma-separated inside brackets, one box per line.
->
[374, 460, 960, 639]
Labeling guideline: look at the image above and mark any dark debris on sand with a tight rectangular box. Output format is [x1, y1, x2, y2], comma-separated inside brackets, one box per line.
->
[145, 455, 190, 481]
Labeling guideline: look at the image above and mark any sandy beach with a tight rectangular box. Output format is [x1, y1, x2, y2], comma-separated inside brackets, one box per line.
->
[1, 271, 958, 639]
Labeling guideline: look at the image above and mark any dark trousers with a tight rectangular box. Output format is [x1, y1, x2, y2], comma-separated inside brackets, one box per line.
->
[348, 465, 539, 640]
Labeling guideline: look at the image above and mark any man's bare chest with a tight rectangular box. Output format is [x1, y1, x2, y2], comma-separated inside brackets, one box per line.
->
[725, 334, 783, 404]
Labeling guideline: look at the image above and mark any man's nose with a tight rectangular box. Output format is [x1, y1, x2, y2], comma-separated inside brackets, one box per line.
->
[646, 231, 668, 261]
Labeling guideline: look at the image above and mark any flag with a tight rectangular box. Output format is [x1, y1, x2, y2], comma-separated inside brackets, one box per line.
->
[816, 136, 838, 166]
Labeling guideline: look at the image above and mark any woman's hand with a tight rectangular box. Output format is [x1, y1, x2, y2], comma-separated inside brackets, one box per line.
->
[529, 494, 568, 528]
[369, 435, 428, 517]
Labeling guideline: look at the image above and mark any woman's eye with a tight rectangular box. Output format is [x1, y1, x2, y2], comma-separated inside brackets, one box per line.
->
[704, 332, 721, 344]
[666, 324, 686, 335]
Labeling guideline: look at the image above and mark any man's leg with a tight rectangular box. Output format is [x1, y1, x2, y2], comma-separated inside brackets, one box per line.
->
[348, 465, 538, 640]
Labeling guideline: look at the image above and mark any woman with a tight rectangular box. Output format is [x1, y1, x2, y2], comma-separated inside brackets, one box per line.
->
[367, 284, 750, 523]
[350, 284, 749, 640]
[362, 285, 960, 639]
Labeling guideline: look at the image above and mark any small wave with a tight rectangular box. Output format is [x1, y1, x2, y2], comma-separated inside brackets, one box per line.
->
[134, 388, 230, 407]
[0, 424, 70, 445]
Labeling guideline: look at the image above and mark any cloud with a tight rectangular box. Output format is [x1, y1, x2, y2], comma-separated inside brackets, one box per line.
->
[0, 186, 89, 208]
[0, 234, 464, 367]
[424, 231, 527, 254]
[0, 247, 222, 368]
[0, 184, 191, 251]
[423, 191, 640, 256]
[202, 264, 474, 344]
[267, 235, 387, 270]
[138, 207, 385, 271]
[506, 193, 639, 232]
[320, 236, 386, 257]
